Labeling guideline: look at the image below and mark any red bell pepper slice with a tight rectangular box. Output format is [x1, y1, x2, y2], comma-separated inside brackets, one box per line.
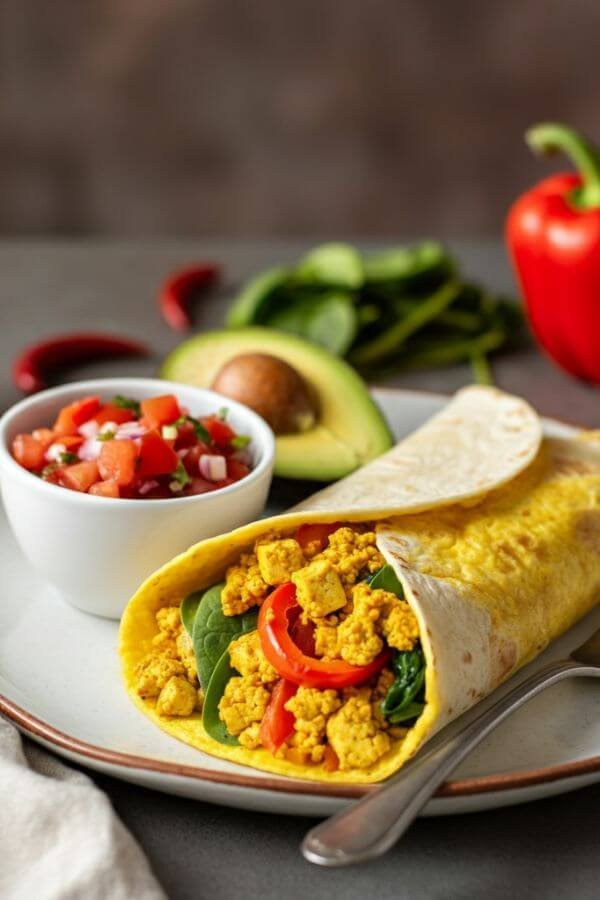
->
[98, 439, 138, 486]
[140, 395, 181, 430]
[295, 522, 342, 553]
[259, 679, 298, 753]
[54, 396, 101, 435]
[137, 430, 179, 478]
[258, 583, 391, 689]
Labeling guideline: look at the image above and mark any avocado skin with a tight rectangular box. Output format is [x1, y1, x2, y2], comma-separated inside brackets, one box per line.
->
[160, 327, 393, 482]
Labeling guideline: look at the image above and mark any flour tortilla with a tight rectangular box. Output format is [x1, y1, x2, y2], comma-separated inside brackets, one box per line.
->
[120, 387, 600, 782]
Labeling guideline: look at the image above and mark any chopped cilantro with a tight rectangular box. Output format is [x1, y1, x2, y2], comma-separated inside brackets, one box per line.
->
[112, 395, 141, 416]
[97, 430, 116, 442]
[59, 451, 79, 465]
[171, 460, 191, 490]
[175, 416, 210, 444]
[218, 406, 229, 421]
[230, 434, 251, 450]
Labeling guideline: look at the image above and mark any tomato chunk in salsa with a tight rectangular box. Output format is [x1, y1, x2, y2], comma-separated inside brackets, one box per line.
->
[11, 393, 253, 499]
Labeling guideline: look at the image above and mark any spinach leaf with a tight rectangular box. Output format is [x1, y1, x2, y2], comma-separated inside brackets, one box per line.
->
[296, 243, 364, 289]
[202, 647, 240, 745]
[366, 563, 404, 596]
[382, 645, 426, 724]
[180, 591, 202, 638]
[192, 583, 258, 690]
[268, 292, 358, 356]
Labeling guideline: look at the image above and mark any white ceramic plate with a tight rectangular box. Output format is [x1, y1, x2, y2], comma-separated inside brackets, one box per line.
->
[1, 388, 599, 818]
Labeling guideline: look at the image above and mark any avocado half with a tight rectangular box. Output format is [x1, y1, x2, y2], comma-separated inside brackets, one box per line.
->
[160, 327, 393, 481]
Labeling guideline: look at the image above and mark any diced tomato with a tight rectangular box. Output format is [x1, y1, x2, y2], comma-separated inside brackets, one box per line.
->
[41, 465, 65, 485]
[295, 522, 343, 553]
[137, 430, 178, 478]
[182, 443, 211, 476]
[202, 416, 236, 448]
[32, 428, 56, 450]
[89, 479, 120, 498]
[12, 434, 45, 470]
[213, 477, 234, 490]
[59, 460, 100, 492]
[226, 458, 250, 481]
[98, 439, 138, 486]
[56, 434, 84, 451]
[174, 421, 199, 450]
[187, 477, 218, 495]
[260, 679, 298, 754]
[93, 404, 135, 426]
[140, 395, 181, 430]
[53, 396, 101, 435]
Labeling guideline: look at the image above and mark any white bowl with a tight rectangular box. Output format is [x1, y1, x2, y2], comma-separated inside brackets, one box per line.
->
[0, 378, 275, 619]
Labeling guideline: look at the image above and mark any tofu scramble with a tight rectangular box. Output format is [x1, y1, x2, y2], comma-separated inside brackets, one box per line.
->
[134, 524, 425, 773]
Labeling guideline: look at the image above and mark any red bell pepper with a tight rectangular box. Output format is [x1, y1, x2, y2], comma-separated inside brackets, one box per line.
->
[258, 583, 391, 690]
[259, 679, 298, 753]
[506, 122, 600, 383]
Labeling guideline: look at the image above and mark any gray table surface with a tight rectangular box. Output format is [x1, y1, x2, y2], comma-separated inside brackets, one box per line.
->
[2, 239, 600, 899]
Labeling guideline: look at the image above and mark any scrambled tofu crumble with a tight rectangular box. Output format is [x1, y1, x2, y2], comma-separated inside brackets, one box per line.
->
[134, 605, 202, 715]
[138, 523, 423, 771]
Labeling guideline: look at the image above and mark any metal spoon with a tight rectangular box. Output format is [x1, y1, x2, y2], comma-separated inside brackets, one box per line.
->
[302, 627, 600, 867]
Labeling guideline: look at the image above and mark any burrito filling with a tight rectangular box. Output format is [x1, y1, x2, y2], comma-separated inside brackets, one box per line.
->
[133, 523, 425, 772]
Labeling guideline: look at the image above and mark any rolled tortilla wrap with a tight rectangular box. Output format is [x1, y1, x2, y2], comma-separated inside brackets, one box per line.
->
[120, 387, 600, 783]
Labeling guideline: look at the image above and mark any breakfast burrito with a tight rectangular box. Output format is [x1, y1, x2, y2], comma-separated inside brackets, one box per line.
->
[119, 386, 600, 783]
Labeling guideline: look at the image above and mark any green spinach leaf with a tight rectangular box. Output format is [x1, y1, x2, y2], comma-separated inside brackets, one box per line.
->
[192, 583, 258, 690]
[202, 647, 240, 745]
[180, 591, 202, 638]
[366, 563, 404, 596]
[382, 646, 426, 724]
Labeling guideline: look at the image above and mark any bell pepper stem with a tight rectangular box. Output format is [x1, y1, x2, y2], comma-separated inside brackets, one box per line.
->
[526, 122, 600, 209]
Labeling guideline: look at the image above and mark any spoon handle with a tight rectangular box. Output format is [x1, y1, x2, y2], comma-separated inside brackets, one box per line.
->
[302, 658, 597, 867]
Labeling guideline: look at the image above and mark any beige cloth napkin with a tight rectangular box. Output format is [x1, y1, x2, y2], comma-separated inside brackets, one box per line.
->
[0, 717, 166, 900]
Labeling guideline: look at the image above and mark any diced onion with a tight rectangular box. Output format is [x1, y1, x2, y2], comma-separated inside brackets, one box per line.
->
[78, 438, 102, 461]
[115, 422, 147, 440]
[79, 420, 99, 439]
[199, 454, 227, 482]
[138, 479, 159, 496]
[162, 424, 178, 440]
[45, 442, 66, 462]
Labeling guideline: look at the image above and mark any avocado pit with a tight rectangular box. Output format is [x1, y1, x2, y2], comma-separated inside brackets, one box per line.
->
[211, 353, 318, 435]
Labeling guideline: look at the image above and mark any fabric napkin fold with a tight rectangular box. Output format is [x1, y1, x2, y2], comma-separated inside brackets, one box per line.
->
[0, 717, 166, 900]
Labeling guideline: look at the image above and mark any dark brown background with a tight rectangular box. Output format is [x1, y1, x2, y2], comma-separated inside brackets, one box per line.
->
[1, 0, 598, 237]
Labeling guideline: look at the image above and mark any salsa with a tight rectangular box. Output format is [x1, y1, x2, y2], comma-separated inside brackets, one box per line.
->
[11, 393, 254, 499]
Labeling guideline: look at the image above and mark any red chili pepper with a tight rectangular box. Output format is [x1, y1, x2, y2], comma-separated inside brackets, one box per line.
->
[12, 333, 149, 394]
[159, 263, 221, 331]
[258, 583, 391, 690]
[506, 122, 600, 383]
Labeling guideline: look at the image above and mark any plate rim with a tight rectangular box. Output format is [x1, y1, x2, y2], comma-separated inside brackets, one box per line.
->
[2, 386, 598, 803]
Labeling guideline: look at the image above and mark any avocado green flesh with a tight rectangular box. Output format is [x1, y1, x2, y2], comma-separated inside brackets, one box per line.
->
[160, 327, 393, 481]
